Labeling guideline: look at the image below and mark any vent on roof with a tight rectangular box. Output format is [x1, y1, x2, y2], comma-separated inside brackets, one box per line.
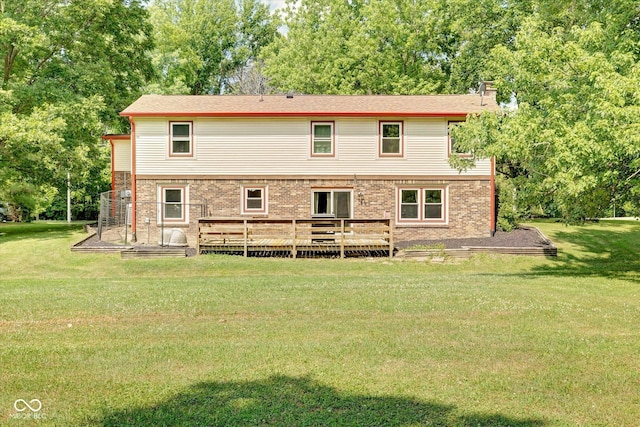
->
[286, 94, 294, 99]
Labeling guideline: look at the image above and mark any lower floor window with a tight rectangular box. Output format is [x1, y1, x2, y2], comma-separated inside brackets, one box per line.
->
[313, 190, 352, 218]
[242, 186, 267, 214]
[159, 185, 187, 223]
[398, 187, 446, 222]
[423, 189, 443, 219]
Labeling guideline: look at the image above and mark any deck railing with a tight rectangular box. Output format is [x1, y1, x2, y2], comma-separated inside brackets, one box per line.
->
[198, 218, 393, 258]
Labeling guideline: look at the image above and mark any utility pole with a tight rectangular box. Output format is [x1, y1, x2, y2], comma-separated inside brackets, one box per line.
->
[67, 171, 71, 223]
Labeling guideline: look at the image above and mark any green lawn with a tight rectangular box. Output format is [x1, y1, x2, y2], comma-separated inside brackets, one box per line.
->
[1, 220, 639, 426]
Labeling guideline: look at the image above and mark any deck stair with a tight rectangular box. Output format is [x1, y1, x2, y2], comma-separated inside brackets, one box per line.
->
[121, 246, 187, 259]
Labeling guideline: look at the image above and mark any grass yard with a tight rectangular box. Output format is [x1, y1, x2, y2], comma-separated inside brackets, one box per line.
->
[1, 220, 639, 426]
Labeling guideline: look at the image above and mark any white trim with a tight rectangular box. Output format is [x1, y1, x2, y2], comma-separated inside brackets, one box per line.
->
[311, 121, 335, 157]
[157, 184, 189, 225]
[396, 186, 448, 224]
[169, 121, 193, 157]
[241, 185, 268, 215]
[379, 121, 404, 157]
[311, 189, 353, 219]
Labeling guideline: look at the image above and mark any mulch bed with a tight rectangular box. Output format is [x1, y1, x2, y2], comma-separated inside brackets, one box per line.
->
[394, 227, 553, 250]
[78, 232, 121, 247]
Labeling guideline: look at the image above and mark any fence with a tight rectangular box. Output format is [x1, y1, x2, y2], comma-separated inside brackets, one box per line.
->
[97, 190, 208, 246]
[97, 190, 131, 241]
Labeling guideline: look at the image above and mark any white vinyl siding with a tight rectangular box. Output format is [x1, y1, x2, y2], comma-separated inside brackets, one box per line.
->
[113, 140, 131, 172]
[134, 118, 491, 176]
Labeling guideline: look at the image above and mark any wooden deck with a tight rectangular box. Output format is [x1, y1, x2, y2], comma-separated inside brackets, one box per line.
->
[198, 218, 393, 258]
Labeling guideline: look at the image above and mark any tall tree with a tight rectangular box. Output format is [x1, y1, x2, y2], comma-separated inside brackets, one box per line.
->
[263, 0, 454, 94]
[450, 8, 640, 223]
[444, 0, 534, 93]
[262, 0, 366, 94]
[262, 0, 537, 95]
[147, 0, 277, 95]
[0, 0, 154, 219]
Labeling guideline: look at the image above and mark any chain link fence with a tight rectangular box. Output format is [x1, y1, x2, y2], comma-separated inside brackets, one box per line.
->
[97, 190, 131, 241]
[97, 190, 208, 246]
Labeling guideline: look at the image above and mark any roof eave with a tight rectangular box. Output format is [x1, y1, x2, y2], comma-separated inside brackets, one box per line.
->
[119, 111, 478, 118]
[101, 134, 131, 140]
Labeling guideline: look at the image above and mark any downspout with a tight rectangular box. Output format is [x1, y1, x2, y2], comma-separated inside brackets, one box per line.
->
[490, 156, 496, 236]
[130, 119, 137, 242]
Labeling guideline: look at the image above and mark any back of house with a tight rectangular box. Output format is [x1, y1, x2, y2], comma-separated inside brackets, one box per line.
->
[109, 92, 498, 248]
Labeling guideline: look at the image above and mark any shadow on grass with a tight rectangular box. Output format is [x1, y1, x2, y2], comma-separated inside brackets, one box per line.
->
[529, 223, 640, 282]
[0, 222, 85, 243]
[97, 375, 545, 426]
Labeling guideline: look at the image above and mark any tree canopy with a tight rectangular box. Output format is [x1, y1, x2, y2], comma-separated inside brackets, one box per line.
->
[450, 2, 640, 223]
[0, 0, 154, 219]
[1, 0, 638, 223]
[261, 0, 534, 95]
[146, 0, 278, 95]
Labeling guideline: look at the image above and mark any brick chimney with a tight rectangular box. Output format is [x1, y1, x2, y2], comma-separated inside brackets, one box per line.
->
[479, 81, 496, 105]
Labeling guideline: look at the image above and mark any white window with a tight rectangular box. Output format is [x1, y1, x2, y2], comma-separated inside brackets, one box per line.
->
[312, 190, 352, 218]
[400, 189, 419, 220]
[380, 121, 403, 156]
[398, 187, 446, 223]
[448, 120, 470, 156]
[242, 186, 267, 214]
[159, 185, 188, 223]
[423, 189, 444, 219]
[311, 122, 334, 156]
[170, 122, 193, 156]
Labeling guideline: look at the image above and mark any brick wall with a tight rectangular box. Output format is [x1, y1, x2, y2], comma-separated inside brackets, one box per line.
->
[112, 172, 131, 194]
[133, 177, 492, 245]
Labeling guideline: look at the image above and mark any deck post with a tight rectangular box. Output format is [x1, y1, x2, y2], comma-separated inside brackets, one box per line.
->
[388, 219, 394, 258]
[243, 219, 248, 257]
[291, 219, 297, 258]
[340, 219, 345, 259]
[196, 219, 201, 255]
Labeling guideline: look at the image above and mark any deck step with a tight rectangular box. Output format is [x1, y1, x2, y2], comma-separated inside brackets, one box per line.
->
[121, 247, 187, 259]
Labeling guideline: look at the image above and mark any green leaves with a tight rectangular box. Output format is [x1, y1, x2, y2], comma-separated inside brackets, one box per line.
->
[263, 0, 453, 94]
[452, 9, 640, 223]
[147, 0, 277, 95]
[0, 0, 153, 219]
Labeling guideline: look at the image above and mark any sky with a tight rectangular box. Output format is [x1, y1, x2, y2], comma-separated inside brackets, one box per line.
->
[263, 0, 287, 11]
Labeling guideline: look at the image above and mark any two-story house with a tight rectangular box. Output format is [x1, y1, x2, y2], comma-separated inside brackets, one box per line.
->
[111, 92, 498, 247]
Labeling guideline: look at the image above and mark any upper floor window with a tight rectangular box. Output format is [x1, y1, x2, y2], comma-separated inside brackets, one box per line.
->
[379, 121, 403, 157]
[311, 122, 335, 157]
[448, 120, 470, 157]
[170, 121, 193, 156]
